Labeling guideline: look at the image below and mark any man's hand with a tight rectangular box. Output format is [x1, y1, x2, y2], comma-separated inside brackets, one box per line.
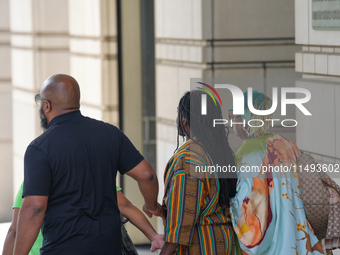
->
[143, 203, 165, 222]
[150, 234, 165, 252]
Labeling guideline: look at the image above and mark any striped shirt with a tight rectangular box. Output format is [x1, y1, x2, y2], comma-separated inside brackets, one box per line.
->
[162, 139, 235, 255]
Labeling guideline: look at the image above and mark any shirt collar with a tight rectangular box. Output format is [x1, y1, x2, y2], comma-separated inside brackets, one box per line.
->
[47, 110, 81, 128]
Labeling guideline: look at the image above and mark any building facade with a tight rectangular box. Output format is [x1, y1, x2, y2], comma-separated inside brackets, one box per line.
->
[2, 0, 332, 244]
[295, 0, 340, 167]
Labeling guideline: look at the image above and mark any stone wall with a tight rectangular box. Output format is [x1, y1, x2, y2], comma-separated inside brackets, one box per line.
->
[295, 0, 340, 166]
[0, 0, 13, 222]
[10, 0, 70, 213]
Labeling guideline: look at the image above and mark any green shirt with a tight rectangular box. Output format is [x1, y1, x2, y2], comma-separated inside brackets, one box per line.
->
[13, 184, 122, 255]
[13, 182, 43, 255]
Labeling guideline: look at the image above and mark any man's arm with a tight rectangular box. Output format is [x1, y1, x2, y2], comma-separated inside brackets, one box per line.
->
[125, 159, 164, 219]
[13, 196, 47, 255]
[2, 208, 20, 255]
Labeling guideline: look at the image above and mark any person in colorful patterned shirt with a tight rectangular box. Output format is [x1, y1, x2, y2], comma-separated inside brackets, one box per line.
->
[158, 90, 238, 255]
[229, 90, 324, 255]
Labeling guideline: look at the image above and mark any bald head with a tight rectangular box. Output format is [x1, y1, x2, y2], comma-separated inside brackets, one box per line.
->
[40, 74, 80, 111]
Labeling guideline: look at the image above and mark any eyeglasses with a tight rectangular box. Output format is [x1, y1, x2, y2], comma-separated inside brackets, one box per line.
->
[35, 94, 52, 106]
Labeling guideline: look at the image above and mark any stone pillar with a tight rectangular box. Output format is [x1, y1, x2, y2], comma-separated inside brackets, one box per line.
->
[68, 0, 118, 124]
[0, 0, 13, 222]
[295, 0, 340, 174]
[155, 0, 299, 233]
[120, 0, 150, 244]
[10, 0, 69, 200]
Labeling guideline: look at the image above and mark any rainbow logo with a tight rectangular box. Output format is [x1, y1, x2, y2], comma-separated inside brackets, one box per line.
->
[196, 82, 223, 106]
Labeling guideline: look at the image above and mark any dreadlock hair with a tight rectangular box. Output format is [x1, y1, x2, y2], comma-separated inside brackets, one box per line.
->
[176, 90, 237, 207]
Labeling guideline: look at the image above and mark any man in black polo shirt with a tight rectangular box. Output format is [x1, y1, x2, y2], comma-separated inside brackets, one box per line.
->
[13, 74, 162, 255]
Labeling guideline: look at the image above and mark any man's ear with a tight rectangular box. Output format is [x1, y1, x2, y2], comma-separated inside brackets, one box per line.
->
[43, 100, 52, 114]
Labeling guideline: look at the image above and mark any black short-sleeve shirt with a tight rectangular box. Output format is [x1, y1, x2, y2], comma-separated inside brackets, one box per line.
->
[23, 110, 144, 255]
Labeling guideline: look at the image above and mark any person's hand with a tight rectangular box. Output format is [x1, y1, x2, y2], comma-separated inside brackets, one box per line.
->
[150, 234, 165, 252]
[143, 203, 165, 222]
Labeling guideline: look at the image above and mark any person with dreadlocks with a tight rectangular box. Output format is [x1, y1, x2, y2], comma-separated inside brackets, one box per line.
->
[229, 90, 324, 255]
[157, 90, 238, 255]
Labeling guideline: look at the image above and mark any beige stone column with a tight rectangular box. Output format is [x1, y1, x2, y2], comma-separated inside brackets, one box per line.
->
[120, 0, 151, 244]
[68, 0, 118, 124]
[155, 0, 299, 233]
[10, 0, 69, 200]
[0, 0, 13, 221]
